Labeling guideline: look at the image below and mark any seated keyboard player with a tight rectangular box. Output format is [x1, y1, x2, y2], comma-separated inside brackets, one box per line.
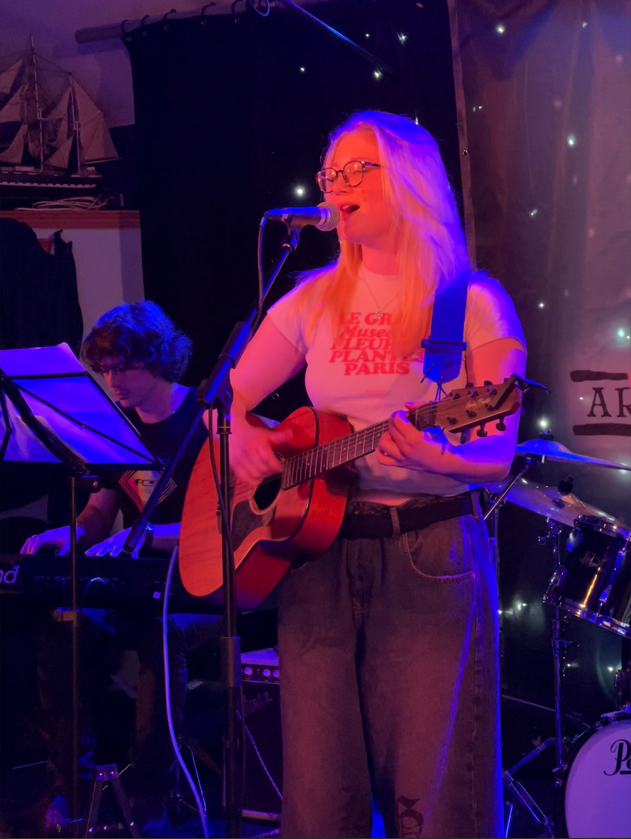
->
[21, 300, 221, 834]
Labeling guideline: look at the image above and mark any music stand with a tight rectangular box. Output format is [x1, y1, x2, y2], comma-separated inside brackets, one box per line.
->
[0, 342, 160, 834]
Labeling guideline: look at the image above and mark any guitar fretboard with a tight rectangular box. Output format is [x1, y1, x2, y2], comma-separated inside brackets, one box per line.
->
[281, 402, 438, 489]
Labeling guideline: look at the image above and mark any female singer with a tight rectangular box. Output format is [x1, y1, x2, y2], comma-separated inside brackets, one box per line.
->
[229, 111, 526, 838]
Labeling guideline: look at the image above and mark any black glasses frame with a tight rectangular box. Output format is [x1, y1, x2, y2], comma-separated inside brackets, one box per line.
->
[315, 160, 381, 193]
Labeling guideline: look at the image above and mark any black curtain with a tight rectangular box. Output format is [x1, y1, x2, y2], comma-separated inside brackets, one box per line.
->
[124, 0, 460, 412]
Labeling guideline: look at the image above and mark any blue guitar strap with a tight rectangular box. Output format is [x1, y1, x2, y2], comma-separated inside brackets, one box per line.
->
[421, 277, 469, 387]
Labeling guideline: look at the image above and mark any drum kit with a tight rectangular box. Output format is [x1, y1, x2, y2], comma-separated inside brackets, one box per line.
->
[484, 435, 631, 839]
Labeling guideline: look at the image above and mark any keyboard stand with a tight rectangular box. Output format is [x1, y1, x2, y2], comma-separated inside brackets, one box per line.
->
[84, 764, 140, 838]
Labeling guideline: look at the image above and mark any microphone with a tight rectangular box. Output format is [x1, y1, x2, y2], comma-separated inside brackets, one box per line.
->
[265, 202, 340, 232]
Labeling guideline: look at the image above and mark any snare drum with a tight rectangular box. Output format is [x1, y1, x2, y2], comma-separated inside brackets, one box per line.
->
[544, 516, 631, 638]
[564, 710, 631, 838]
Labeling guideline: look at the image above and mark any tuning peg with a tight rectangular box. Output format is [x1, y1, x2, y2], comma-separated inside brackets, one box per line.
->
[477, 424, 488, 438]
[484, 380, 493, 386]
[465, 382, 473, 388]
[495, 419, 506, 431]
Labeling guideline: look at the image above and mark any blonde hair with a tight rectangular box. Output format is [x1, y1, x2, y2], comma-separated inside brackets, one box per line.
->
[294, 110, 472, 357]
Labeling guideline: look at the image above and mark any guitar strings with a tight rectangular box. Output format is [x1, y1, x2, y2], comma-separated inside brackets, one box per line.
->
[236, 385, 510, 493]
[282, 391, 504, 489]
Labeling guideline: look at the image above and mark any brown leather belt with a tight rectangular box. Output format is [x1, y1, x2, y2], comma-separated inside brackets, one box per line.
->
[340, 493, 474, 540]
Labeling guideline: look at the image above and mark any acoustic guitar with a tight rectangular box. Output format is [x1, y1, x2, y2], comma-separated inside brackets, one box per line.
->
[179, 375, 525, 611]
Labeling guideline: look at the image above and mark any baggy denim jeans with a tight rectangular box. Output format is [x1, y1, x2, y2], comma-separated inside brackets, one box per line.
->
[277, 493, 503, 838]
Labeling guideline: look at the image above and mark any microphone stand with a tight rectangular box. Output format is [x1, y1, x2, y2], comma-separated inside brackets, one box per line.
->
[124, 224, 302, 837]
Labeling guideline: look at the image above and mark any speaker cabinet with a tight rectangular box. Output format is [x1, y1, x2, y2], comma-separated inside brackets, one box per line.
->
[241, 648, 282, 821]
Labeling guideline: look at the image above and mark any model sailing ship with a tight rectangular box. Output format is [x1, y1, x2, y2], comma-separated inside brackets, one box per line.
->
[0, 39, 119, 188]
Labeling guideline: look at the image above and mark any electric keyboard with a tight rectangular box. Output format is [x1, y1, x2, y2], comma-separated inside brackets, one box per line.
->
[0, 554, 278, 647]
[0, 553, 209, 611]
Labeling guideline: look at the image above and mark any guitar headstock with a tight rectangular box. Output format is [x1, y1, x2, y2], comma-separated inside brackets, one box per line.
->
[422, 374, 527, 438]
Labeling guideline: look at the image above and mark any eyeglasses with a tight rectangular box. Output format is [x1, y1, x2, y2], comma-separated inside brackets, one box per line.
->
[315, 160, 381, 193]
[95, 360, 143, 375]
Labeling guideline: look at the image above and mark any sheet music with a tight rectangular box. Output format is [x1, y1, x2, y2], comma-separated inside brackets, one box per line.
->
[0, 343, 159, 468]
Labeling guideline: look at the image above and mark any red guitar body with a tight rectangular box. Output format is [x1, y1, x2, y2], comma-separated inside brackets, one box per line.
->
[179, 407, 352, 611]
[179, 376, 525, 611]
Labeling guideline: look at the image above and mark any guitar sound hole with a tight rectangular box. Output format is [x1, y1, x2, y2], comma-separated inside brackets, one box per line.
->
[252, 475, 282, 512]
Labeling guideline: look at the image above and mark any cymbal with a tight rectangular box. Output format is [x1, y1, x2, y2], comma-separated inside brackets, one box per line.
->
[484, 477, 625, 528]
[516, 438, 631, 471]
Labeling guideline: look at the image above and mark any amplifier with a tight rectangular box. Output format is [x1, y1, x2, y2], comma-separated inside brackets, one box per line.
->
[241, 648, 282, 822]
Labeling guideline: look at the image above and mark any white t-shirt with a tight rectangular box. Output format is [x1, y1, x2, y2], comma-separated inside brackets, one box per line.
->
[268, 264, 526, 502]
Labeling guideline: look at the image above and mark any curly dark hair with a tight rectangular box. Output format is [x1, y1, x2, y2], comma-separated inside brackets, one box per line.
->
[82, 300, 192, 383]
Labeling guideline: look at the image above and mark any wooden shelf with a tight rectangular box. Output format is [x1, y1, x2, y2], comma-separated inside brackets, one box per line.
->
[0, 209, 140, 229]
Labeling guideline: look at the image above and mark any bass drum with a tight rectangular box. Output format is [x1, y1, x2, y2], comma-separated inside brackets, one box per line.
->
[564, 710, 631, 838]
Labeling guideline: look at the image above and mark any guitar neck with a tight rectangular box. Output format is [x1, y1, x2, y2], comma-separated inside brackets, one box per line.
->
[281, 403, 438, 489]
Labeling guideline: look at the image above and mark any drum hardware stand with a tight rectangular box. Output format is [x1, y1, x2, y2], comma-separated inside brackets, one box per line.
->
[484, 453, 543, 662]
[504, 508, 574, 838]
[485, 456, 557, 838]
[538, 517, 571, 782]
[163, 742, 210, 821]
[484, 457, 538, 697]
[483, 457, 539, 523]
[483, 424, 557, 524]
[486, 459, 576, 838]
[501, 701, 559, 837]
[502, 764, 555, 838]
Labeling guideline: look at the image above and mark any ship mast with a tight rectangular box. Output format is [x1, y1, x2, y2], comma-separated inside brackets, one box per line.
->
[30, 35, 44, 169]
[69, 75, 81, 175]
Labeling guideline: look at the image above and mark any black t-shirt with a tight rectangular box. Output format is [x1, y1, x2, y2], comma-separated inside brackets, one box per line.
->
[102, 387, 208, 529]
